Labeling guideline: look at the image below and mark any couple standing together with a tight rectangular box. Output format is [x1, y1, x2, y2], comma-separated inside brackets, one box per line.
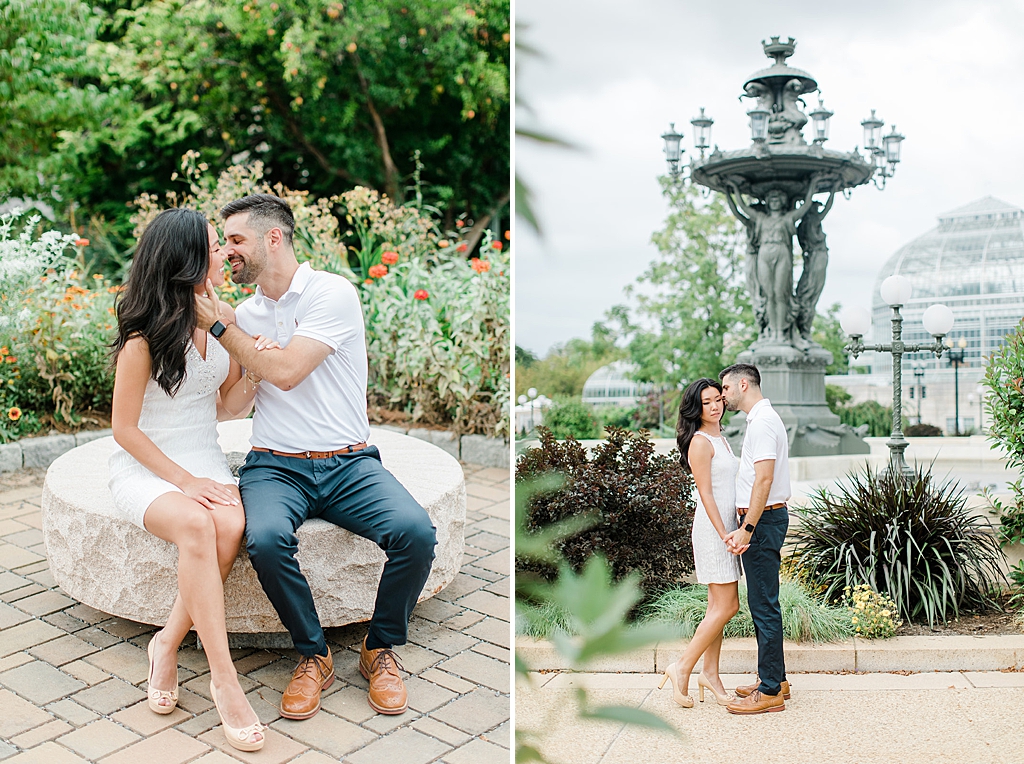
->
[660, 363, 791, 715]
[107, 195, 437, 751]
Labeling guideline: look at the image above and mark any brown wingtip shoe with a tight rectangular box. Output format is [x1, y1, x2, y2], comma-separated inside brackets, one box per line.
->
[280, 647, 335, 720]
[726, 689, 785, 714]
[735, 676, 791, 700]
[359, 637, 408, 715]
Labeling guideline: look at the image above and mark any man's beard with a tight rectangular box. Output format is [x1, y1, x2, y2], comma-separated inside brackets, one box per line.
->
[231, 239, 266, 284]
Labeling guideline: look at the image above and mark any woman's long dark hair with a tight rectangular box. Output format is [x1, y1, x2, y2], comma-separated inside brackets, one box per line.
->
[111, 208, 209, 396]
[676, 378, 723, 473]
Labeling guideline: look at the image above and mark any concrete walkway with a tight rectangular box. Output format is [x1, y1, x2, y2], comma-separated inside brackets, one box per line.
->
[519, 670, 1024, 763]
[0, 464, 510, 763]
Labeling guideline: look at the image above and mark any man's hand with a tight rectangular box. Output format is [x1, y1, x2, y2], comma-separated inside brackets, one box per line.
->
[195, 278, 226, 332]
[725, 527, 751, 555]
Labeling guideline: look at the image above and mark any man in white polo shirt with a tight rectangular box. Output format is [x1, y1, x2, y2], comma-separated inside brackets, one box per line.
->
[194, 195, 436, 721]
[718, 363, 791, 714]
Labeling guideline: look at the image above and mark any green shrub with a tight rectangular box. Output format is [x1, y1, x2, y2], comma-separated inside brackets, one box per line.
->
[791, 466, 1005, 625]
[837, 400, 892, 437]
[904, 423, 942, 437]
[843, 583, 902, 639]
[515, 427, 694, 597]
[541, 399, 600, 440]
[642, 580, 853, 643]
[597, 405, 637, 431]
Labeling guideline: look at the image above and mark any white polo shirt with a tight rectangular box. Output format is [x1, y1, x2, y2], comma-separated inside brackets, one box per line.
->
[234, 262, 371, 452]
[735, 398, 791, 510]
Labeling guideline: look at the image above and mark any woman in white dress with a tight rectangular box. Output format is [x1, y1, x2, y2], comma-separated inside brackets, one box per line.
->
[659, 378, 741, 708]
[109, 208, 276, 752]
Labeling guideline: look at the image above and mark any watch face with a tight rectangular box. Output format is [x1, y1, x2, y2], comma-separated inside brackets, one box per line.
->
[745, 523, 755, 533]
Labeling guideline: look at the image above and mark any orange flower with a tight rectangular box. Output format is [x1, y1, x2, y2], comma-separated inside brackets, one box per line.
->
[455, 220, 465, 228]
[368, 264, 388, 278]
[364, 279, 373, 285]
[438, 240, 450, 248]
[108, 307, 116, 315]
[456, 242, 468, 253]
[0, 347, 7, 356]
[491, 241, 503, 251]
[471, 258, 491, 274]
[5, 357, 15, 364]
[381, 251, 399, 265]
[504, 230, 511, 240]
[75, 238, 89, 247]
[7, 407, 21, 422]
[414, 289, 429, 300]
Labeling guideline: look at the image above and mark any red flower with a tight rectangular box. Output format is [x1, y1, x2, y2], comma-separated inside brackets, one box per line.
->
[470, 258, 491, 274]
[504, 230, 511, 240]
[455, 220, 465, 228]
[75, 238, 90, 247]
[4, 356, 15, 364]
[456, 242, 468, 253]
[491, 241, 502, 251]
[364, 279, 374, 285]
[381, 251, 399, 265]
[414, 289, 429, 300]
[368, 264, 388, 278]
[7, 407, 21, 422]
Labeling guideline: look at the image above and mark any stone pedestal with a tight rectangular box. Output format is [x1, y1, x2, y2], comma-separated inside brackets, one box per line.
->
[725, 343, 869, 457]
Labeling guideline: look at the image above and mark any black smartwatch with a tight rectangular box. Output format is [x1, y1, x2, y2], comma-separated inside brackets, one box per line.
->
[209, 320, 227, 339]
[744, 522, 756, 533]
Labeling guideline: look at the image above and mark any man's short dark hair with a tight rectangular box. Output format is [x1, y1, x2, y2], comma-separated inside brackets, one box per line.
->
[220, 194, 294, 245]
[719, 363, 761, 388]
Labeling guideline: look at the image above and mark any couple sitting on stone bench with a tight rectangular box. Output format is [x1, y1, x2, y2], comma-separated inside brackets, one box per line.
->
[108, 195, 436, 753]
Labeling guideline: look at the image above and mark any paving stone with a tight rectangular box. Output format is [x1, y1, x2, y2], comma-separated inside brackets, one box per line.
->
[234, 649, 280, 676]
[2, 741, 87, 764]
[8, 718, 74, 748]
[404, 676, 458, 713]
[174, 645, 211, 675]
[472, 551, 511, 576]
[12, 561, 47, 576]
[0, 652, 32, 673]
[99, 618, 154, 641]
[442, 737, 508, 764]
[271, 711, 377, 758]
[407, 621, 479, 657]
[361, 707, 418, 735]
[320, 685, 377, 723]
[99, 727, 210, 764]
[431, 688, 509, 735]
[64, 604, 109, 625]
[84, 641, 150, 684]
[465, 617, 510, 649]
[58, 718, 142, 760]
[190, 752, 241, 764]
[477, 501, 509, 520]
[473, 641, 510, 663]
[456, 590, 509, 621]
[0, 572, 31, 594]
[345, 727, 451, 764]
[469, 518, 509, 537]
[0, 687, 55, 739]
[175, 686, 215, 715]
[463, 532, 508, 553]
[287, 752, 339, 764]
[464, 495, 494, 513]
[435, 652, 509, 694]
[412, 597, 463, 624]
[2, 529, 42, 548]
[0, 742, 17, 761]
[0, 660, 86, 704]
[442, 612, 485, 631]
[246, 687, 283, 726]
[71, 677, 146, 715]
[41, 612, 87, 634]
[61, 658, 112, 685]
[198, 726, 307, 764]
[113, 700, 191, 735]
[172, 707, 221, 738]
[45, 698, 100, 727]
[0, 618, 62, 658]
[0, 602, 31, 629]
[27, 634, 99, 666]
[419, 667, 476, 695]
[24, 568, 55, 589]
[0, 487, 41, 506]
[0, 584, 44, 604]
[0, 543, 44, 570]
[248, 659, 296, 693]
[483, 577, 510, 598]
[13, 590, 74, 617]
[74, 625, 121, 649]
[461, 564, 502, 583]
[411, 716, 474, 747]
[486, 720, 510, 747]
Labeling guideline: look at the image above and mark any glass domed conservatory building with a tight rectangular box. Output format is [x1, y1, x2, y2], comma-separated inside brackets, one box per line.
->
[869, 197, 1024, 374]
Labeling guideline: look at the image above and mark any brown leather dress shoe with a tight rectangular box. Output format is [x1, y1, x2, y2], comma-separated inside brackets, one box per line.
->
[359, 637, 408, 714]
[736, 676, 791, 700]
[280, 647, 334, 720]
[726, 689, 785, 714]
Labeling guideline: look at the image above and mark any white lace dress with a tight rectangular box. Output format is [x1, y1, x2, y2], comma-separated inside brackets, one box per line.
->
[690, 431, 742, 584]
[108, 337, 235, 530]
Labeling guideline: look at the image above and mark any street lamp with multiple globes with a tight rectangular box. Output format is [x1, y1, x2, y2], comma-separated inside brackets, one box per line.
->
[840, 275, 954, 476]
[946, 338, 969, 435]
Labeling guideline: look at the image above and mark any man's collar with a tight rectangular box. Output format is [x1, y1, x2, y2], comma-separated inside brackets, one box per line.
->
[747, 397, 771, 419]
[252, 262, 312, 306]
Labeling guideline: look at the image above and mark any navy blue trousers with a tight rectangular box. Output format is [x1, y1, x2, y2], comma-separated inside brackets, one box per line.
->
[238, 447, 437, 657]
[741, 506, 789, 697]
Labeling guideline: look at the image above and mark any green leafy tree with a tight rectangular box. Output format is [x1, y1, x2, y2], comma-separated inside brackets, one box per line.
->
[515, 330, 624, 399]
[602, 181, 754, 389]
[813, 302, 851, 375]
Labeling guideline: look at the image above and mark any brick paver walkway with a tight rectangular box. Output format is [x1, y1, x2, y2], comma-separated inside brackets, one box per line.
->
[0, 464, 509, 763]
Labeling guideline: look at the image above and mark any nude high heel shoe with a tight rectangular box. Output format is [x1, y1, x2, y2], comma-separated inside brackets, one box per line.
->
[146, 632, 178, 715]
[697, 673, 734, 706]
[657, 660, 694, 708]
[210, 682, 265, 752]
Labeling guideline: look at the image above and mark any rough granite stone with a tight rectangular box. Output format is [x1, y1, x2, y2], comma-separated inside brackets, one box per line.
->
[74, 430, 112, 447]
[41, 421, 466, 633]
[408, 428, 460, 460]
[459, 435, 509, 468]
[22, 434, 77, 469]
[0, 443, 22, 473]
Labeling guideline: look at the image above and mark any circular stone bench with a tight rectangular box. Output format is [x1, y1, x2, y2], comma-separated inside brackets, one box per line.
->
[41, 420, 466, 634]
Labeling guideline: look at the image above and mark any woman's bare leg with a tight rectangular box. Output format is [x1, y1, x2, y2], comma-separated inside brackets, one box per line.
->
[144, 492, 259, 738]
[672, 582, 741, 695]
[698, 583, 739, 695]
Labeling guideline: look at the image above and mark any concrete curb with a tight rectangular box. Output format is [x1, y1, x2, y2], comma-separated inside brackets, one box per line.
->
[0, 429, 112, 473]
[516, 634, 1024, 673]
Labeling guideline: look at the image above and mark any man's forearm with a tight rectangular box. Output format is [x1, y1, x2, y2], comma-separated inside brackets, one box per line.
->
[742, 475, 774, 528]
[218, 324, 292, 388]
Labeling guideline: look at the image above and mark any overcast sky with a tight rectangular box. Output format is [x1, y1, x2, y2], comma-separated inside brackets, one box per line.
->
[515, 0, 1024, 356]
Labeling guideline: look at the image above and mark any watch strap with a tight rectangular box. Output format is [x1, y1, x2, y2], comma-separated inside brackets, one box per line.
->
[210, 320, 227, 339]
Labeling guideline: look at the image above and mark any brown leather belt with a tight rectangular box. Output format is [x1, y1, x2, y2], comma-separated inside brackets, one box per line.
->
[252, 443, 369, 459]
[737, 502, 787, 516]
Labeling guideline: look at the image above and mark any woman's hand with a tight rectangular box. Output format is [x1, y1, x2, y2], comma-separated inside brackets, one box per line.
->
[180, 476, 238, 510]
[253, 335, 280, 351]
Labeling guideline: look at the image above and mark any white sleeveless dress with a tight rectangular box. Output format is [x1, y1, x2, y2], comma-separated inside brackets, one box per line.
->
[690, 431, 742, 584]
[108, 337, 236, 530]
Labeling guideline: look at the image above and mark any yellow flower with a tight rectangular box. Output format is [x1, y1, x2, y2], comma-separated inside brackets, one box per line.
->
[851, 616, 858, 624]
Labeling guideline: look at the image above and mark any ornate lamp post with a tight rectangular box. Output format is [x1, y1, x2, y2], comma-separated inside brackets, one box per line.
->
[912, 363, 925, 425]
[840, 276, 954, 476]
[946, 339, 968, 435]
[659, 36, 907, 457]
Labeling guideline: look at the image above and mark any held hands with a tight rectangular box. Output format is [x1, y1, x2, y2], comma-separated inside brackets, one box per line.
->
[180, 476, 238, 510]
[724, 526, 751, 556]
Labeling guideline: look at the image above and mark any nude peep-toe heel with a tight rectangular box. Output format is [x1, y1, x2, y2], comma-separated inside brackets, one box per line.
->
[657, 660, 694, 708]
[146, 632, 178, 715]
[697, 673, 734, 706]
[210, 682, 265, 752]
